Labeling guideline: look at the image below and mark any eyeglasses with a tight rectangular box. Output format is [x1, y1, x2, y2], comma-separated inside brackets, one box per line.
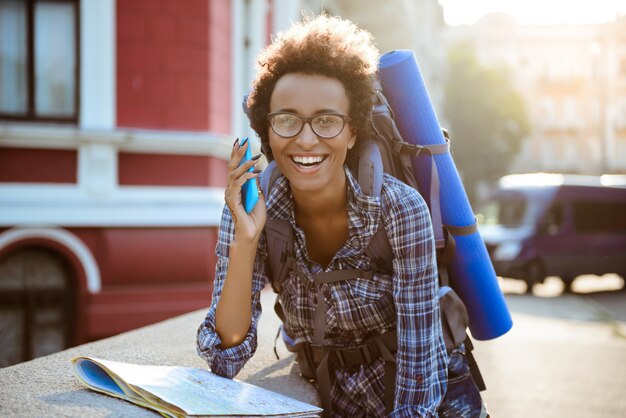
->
[268, 112, 350, 139]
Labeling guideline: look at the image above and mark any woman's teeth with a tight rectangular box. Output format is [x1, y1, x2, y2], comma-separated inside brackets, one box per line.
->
[291, 155, 325, 167]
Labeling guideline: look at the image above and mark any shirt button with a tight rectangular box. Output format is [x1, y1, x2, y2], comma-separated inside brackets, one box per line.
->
[416, 375, 424, 384]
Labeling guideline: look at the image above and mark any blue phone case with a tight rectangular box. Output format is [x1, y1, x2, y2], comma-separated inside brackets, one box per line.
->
[239, 137, 259, 213]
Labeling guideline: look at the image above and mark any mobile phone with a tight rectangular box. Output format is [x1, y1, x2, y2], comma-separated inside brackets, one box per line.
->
[238, 137, 259, 213]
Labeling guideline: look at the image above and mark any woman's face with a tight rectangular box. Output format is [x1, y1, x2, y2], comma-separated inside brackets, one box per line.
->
[268, 73, 356, 195]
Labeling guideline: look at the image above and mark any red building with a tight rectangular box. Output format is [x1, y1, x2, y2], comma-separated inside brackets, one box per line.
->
[0, 0, 298, 366]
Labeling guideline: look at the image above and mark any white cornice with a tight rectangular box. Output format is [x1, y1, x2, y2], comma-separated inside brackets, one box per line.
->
[0, 204, 224, 227]
[0, 184, 225, 227]
[0, 123, 234, 159]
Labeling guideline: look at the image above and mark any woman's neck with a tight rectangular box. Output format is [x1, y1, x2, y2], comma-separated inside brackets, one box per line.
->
[291, 172, 348, 221]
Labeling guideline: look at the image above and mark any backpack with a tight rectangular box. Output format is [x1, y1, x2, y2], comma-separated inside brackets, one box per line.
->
[255, 81, 485, 416]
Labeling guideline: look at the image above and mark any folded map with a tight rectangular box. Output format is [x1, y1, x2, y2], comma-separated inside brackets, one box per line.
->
[71, 356, 322, 417]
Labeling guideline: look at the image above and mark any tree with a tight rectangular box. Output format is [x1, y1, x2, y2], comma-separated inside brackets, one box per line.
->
[442, 44, 530, 204]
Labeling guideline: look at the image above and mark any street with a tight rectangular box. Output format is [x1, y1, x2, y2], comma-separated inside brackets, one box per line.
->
[473, 274, 626, 418]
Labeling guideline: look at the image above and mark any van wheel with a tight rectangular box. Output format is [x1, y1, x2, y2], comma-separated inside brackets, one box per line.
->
[525, 261, 544, 294]
[561, 276, 576, 293]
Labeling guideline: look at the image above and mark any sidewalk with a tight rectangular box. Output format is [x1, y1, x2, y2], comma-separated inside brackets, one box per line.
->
[3, 282, 625, 417]
[473, 289, 626, 418]
[0, 288, 319, 417]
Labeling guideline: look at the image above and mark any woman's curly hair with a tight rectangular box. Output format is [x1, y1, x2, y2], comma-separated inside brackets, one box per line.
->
[246, 14, 379, 162]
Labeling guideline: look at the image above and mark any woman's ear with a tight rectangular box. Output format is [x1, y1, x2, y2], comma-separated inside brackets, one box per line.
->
[347, 130, 357, 150]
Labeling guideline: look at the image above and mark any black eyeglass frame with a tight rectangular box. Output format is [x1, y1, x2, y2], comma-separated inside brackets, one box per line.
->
[267, 112, 351, 139]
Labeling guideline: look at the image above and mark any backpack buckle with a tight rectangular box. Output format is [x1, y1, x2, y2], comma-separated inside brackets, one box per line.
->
[335, 345, 373, 369]
[393, 142, 423, 157]
[309, 344, 326, 364]
[375, 90, 395, 120]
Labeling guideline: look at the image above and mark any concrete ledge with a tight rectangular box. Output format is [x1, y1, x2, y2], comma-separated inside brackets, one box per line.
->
[0, 289, 319, 417]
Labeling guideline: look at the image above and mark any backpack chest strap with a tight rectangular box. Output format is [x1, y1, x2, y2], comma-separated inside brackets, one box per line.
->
[307, 328, 397, 368]
[306, 328, 398, 417]
[311, 268, 373, 346]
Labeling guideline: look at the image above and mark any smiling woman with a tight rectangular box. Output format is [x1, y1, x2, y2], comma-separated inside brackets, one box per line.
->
[195, 14, 485, 418]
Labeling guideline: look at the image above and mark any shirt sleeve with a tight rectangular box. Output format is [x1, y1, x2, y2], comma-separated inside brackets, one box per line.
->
[383, 185, 448, 417]
[196, 204, 269, 378]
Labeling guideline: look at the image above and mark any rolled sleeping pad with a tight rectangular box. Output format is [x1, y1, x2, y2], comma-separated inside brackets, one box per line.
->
[378, 50, 512, 340]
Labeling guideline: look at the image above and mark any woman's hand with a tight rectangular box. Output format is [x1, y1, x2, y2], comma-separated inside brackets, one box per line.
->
[224, 138, 267, 243]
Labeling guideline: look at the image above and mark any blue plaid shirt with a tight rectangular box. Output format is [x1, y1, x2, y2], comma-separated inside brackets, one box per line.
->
[197, 167, 448, 417]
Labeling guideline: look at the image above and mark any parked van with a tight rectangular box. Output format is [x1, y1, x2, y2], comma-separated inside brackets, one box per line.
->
[478, 173, 626, 291]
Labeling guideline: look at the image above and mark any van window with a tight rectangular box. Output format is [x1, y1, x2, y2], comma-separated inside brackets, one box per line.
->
[543, 203, 564, 235]
[480, 197, 527, 227]
[572, 200, 626, 233]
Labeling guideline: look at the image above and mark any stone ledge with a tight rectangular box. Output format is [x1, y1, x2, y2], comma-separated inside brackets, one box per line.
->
[0, 289, 319, 417]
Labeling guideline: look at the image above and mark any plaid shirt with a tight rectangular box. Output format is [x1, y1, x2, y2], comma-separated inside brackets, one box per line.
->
[197, 167, 448, 417]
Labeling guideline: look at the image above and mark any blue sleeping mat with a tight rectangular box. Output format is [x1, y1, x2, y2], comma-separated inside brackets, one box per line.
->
[379, 50, 512, 340]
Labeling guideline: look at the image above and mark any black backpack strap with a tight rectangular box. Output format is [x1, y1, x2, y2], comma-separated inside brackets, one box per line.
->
[264, 217, 300, 361]
[437, 231, 455, 288]
[264, 219, 296, 293]
[308, 268, 374, 418]
[464, 337, 487, 391]
[371, 331, 398, 415]
[364, 226, 393, 274]
[420, 138, 450, 250]
[445, 220, 478, 237]
[259, 161, 294, 293]
[390, 135, 450, 251]
[438, 220, 478, 286]
[367, 86, 418, 190]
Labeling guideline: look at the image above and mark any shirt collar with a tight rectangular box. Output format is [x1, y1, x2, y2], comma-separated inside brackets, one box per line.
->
[265, 165, 382, 258]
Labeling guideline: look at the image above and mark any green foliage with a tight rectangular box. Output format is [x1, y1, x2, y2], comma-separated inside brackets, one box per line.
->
[443, 44, 530, 204]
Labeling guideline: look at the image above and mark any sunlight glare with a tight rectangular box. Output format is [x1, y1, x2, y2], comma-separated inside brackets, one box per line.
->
[439, 0, 626, 25]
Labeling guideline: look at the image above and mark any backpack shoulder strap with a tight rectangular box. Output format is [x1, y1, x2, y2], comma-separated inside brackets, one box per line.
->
[364, 223, 393, 274]
[259, 160, 298, 294]
[259, 160, 282, 199]
[356, 140, 384, 197]
[370, 85, 420, 190]
[264, 218, 296, 294]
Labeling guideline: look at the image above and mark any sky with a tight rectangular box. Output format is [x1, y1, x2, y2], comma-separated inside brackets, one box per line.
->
[438, 0, 626, 25]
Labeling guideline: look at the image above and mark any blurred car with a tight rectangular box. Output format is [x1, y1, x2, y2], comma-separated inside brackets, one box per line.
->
[478, 173, 626, 291]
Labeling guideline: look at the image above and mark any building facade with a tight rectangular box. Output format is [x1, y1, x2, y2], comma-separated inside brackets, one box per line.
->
[0, 0, 296, 366]
[444, 13, 626, 175]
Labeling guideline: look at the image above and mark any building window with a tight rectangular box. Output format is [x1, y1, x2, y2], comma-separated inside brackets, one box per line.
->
[0, 0, 79, 123]
[563, 96, 578, 126]
[541, 97, 555, 125]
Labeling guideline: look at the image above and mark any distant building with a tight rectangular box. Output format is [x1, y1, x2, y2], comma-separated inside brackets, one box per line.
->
[444, 13, 626, 175]
[301, 0, 446, 111]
